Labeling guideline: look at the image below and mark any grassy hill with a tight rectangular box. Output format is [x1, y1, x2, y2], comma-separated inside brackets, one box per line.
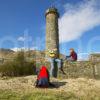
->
[0, 48, 47, 59]
[0, 48, 65, 64]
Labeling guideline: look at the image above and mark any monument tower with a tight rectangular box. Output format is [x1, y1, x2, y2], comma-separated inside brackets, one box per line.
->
[45, 7, 59, 57]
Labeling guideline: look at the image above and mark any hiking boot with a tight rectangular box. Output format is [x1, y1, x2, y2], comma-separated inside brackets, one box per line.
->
[59, 68, 66, 75]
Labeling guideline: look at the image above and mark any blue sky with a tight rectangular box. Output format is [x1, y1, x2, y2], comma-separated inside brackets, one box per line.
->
[0, 0, 100, 60]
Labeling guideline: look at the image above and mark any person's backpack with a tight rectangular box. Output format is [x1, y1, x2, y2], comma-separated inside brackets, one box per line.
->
[35, 66, 55, 88]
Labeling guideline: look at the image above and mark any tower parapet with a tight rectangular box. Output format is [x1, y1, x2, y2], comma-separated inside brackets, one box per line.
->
[45, 7, 59, 17]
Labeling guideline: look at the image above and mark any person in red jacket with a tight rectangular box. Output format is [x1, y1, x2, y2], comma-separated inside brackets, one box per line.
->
[66, 48, 77, 61]
[35, 66, 55, 88]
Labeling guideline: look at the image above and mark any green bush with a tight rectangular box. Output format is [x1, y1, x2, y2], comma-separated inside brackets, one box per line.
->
[0, 51, 36, 77]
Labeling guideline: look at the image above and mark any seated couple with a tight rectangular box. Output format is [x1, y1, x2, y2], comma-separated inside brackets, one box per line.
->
[47, 48, 77, 76]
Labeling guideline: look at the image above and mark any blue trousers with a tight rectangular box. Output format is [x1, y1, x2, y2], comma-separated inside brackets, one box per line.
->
[48, 58, 62, 77]
[66, 56, 74, 61]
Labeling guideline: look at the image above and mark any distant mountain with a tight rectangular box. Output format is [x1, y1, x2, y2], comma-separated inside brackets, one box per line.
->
[0, 48, 15, 58]
[0, 48, 65, 61]
[0, 48, 14, 53]
[0, 48, 45, 59]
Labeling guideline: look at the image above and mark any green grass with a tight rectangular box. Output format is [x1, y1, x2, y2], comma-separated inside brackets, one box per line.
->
[0, 90, 76, 100]
[0, 89, 100, 100]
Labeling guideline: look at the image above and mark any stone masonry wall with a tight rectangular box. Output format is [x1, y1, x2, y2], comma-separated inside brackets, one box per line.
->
[58, 61, 99, 79]
[38, 61, 100, 79]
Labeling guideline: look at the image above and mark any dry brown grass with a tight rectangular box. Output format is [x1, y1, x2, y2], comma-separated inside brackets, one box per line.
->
[0, 76, 100, 100]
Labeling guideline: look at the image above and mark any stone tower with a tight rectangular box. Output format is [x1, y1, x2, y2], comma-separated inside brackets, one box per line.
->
[45, 7, 59, 58]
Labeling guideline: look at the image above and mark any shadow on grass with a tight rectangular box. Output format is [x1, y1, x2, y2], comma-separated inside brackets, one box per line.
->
[37, 82, 67, 89]
[52, 81, 67, 88]
[35, 82, 67, 89]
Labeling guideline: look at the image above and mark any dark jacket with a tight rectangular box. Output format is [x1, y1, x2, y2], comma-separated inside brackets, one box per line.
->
[70, 51, 77, 61]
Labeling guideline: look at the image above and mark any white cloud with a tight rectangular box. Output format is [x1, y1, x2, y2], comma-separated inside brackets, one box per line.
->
[78, 53, 89, 61]
[17, 31, 32, 42]
[11, 47, 38, 52]
[59, 0, 100, 43]
[11, 47, 26, 52]
[18, 37, 25, 41]
[11, 47, 20, 52]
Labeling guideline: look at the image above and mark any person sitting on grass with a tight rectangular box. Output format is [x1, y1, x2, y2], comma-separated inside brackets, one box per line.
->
[66, 48, 77, 61]
[35, 66, 55, 88]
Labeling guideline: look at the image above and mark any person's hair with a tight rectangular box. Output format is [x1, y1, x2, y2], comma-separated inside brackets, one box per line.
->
[70, 48, 74, 51]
